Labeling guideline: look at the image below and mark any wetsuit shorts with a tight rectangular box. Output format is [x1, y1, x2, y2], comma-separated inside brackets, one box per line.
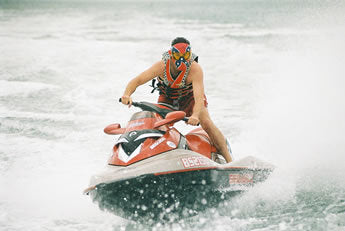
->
[158, 94, 208, 117]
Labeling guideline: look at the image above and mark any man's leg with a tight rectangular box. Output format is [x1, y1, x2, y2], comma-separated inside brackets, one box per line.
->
[199, 108, 233, 163]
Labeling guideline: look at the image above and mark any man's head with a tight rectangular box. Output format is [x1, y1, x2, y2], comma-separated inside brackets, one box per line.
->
[171, 37, 190, 47]
[170, 37, 192, 70]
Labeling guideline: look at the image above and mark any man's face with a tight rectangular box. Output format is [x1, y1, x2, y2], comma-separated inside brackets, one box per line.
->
[170, 43, 191, 69]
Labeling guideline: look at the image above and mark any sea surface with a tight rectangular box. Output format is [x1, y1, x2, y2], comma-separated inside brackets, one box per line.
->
[1, 0, 345, 230]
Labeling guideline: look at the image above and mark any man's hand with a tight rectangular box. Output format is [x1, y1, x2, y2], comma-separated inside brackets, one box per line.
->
[187, 115, 200, 126]
[121, 95, 132, 107]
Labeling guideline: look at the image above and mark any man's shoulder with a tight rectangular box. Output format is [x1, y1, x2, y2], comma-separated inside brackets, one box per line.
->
[190, 61, 202, 73]
[151, 60, 165, 76]
[152, 60, 165, 68]
[187, 62, 203, 83]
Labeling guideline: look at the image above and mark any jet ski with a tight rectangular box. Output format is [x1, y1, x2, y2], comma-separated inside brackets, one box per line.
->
[84, 101, 274, 223]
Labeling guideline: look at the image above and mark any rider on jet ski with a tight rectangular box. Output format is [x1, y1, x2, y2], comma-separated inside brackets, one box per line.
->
[120, 37, 232, 163]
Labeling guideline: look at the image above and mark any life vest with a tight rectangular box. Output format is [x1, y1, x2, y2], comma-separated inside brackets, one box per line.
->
[151, 51, 198, 100]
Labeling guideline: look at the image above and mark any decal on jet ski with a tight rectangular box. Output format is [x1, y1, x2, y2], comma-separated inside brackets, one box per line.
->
[128, 121, 145, 128]
[128, 131, 137, 137]
[166, 141, 176, 148]
[229, 172, 254, 184]
[118, 143, 142, 163]
[181, 157, 207, 168]
[150, 137, 166, 149]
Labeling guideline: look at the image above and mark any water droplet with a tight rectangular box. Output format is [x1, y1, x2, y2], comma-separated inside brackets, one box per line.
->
[201, 198, 207, 205]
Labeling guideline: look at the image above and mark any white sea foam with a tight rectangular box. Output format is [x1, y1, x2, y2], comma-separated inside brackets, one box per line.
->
[0, 80, 58, 97]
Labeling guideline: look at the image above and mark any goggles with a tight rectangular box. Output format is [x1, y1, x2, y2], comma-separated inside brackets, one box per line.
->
[171, 43, 192, 61]
[172, 51, 191, 60]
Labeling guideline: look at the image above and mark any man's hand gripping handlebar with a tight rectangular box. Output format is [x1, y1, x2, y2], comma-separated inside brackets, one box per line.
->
[120, 95, 132, 107]
[118, 98, 199, 126]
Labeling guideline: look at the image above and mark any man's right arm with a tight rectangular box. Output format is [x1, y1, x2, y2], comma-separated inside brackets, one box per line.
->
[121, 61, 164, 106]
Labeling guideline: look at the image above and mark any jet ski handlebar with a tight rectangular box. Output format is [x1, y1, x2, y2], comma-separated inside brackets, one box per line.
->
[119, 98, 189, 122]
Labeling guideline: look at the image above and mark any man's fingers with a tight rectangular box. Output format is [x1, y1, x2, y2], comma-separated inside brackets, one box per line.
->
[121, 95, 132, 106]
[128, 98, 132, 107]
[187, 117, 199, 126]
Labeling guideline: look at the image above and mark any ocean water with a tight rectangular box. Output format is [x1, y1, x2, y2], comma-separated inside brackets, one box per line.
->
[1, 0, 345, 230]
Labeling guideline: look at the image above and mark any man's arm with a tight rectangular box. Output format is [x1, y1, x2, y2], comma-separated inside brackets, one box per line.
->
[189, 63, 206, 125]
[121, 61, 164, 106]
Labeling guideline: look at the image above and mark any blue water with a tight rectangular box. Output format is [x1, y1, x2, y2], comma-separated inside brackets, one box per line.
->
[1, 0, 345, 230]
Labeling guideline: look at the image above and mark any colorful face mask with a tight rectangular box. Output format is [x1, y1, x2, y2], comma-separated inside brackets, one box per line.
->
[170, 43, 192, 69]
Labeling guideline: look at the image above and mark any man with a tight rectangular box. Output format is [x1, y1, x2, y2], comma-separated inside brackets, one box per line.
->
[121, 37, 233, 163]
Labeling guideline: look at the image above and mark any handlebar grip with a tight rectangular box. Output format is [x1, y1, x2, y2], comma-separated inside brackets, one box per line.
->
[183, 117, 200, 126]
[119, 97, 138, 107]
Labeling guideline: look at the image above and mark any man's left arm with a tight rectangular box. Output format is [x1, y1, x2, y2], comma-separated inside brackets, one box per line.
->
[189, 63, 205, 126]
